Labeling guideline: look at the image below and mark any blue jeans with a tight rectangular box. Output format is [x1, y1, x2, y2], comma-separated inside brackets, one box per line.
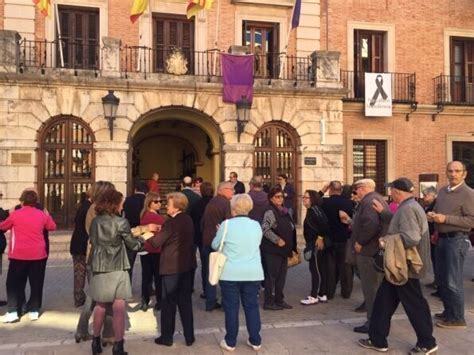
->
[435, 233, 470, 322]
[201, 246, 218, 309]
[220, 281, 262, 347]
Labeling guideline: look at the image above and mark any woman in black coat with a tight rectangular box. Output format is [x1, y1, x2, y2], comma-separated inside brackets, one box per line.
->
[70, 191, 92, 307]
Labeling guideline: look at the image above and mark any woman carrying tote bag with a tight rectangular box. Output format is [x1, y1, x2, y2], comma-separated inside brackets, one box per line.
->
[212, 194, 264, 352]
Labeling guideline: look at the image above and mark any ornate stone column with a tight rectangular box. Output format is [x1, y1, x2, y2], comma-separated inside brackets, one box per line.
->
[311, 50, 341, 89]
[0, 30, 21, 73]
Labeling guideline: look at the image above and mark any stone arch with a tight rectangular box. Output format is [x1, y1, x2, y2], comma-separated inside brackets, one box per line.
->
[128, 105, 225, 192]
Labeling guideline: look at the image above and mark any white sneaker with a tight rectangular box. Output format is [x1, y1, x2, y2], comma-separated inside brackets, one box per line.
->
[1, 312, 19, 323]
[247, 339, 262, 351]
[29, 312, 39, 321]
[318, 295, 328, 303]
[300, 296, 319, 305]
[220, 339, 235, 352]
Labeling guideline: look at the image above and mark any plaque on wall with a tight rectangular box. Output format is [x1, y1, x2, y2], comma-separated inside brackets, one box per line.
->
[418, 173, 439, 198]
[11, 152, 32, 165]
[304, 157, 317, 166]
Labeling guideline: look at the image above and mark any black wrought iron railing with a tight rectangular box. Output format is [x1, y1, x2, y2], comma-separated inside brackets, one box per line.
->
[341, 70, 416, 103]
[433, 75, 474, 105]
[17, 39, 313, 82]
[19, 39, 100, 73]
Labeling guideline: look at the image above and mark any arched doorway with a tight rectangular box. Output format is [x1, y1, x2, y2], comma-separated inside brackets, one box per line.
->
[38, 115, 95, 229]
[129, 107, 223, 195]
[254, 121, 299, 216]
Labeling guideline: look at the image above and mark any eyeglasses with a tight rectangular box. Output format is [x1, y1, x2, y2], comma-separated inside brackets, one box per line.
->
[302, 196, 310, 199]
[274, 195, 284, 199]
[152, 200, 161, 204]
[351, 191, 357, 195]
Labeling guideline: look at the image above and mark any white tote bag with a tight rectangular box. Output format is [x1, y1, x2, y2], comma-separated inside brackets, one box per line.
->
[208, 220, 228, 286]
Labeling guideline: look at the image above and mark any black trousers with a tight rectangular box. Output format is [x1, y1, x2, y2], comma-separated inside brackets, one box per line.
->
[126, 249, 137, 283]
[317, 242, 353, 299]
[369, 278, 436, 349]
[160, 270, 194, 343]
[308, 252, 321, 298]
[6, 258, 47, 313]
[263, 253, 288, 305]
[140, 253, 161, 305]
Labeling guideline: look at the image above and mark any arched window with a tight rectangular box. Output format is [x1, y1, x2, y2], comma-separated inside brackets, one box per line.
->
[38, 116, 95, 229]
[254, 121, 298, 189]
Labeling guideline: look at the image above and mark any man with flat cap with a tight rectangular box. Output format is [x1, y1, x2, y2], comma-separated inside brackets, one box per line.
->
[358, 178, 437, 354]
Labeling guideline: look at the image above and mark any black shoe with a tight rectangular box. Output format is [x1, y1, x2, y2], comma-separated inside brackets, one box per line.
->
[434, 312, 446, 320]
[74, 333, 92, 343]
[263, 303, 284, 310]
[430, 291, 441, 298]
[354, 301, 367, 313]
[353, 324, 369, 334]
[275, 301, 293, 309]
[92, 336, 103, 355]
[154, 336, 173, 346]
[409, 344, 439, 354]
[0, 301, 7, 307]
[357, 339, 388, 352]
[199, 293, 206, 299]
[112, 339, 128, 355]
[185, 338, 195, 346]
[140, 299, 149, 312]
[205, 302, 222, 312]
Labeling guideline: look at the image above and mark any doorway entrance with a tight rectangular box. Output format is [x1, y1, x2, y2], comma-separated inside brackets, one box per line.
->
[129, 107, 223, 195]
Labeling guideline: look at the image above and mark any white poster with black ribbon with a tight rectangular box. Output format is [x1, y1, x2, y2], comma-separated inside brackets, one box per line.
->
[365, 73, 392, 117]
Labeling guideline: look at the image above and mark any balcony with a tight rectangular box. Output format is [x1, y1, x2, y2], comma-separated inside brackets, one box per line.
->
[341, 70, 416, 104]
[433, 75, 474, 106]
[17, 39, 314, 83]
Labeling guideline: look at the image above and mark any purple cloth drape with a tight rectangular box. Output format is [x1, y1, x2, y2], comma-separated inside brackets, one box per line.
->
[221, 53, 254, 104]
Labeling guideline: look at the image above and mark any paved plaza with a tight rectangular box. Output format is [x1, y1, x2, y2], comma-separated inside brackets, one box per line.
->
[0, 247, 473, 355]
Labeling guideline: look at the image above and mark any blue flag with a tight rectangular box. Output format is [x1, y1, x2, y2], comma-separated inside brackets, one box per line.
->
[291, 0, 301, 29]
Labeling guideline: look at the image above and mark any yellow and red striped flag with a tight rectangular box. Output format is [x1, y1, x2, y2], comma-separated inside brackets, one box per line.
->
[33, 0, 51, 17]
[186, 0, 214, 19]
[130, 0, 149, 24]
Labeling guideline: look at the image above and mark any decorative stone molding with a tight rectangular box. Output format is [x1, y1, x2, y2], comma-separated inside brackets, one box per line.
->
[102, 37, 121, 76]
[311, 51, 341, 89]
[0, 30, 21, 73]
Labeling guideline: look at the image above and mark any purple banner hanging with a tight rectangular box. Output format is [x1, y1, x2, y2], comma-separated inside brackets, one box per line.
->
[221, 53, 254, 104]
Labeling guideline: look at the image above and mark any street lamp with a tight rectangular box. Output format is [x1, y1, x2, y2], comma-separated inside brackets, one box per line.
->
[236, 96, 251, 142]
[102, 90, 120, 140]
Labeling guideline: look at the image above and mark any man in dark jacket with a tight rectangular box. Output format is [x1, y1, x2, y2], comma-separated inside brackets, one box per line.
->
[181, 176, 201, 215]
[320, 181, 355, 299]
[277, 174, 295, 219]
[201, 181, 233, 311]
[358, 178, 437, 354]
[248, 176, 269, 223]
[351, 179, 389, 334]
[123, 181, 148, 282]
[229, 172, 245, 194]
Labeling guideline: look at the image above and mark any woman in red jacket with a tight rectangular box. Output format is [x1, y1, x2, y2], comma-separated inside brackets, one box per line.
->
[139, 191, 165, 311]
[0, 189, 56, 323]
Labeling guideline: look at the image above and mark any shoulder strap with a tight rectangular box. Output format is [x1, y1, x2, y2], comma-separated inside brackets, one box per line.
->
[218, 219, 229, 252]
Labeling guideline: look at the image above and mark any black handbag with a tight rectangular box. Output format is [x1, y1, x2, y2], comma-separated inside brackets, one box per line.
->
[373, 249, 384, 273]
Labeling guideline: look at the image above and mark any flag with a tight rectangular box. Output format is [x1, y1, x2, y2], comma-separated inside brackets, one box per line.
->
[186, 0, 214, 20]
[33, 0, 50, 17]
[221, 53, 254, 104]
[291, 0, 302, 29]
[130, 0, 149, 24]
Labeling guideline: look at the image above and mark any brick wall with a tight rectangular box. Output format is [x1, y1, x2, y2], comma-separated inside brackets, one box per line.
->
[321, 0, 474, 104]
[109, 0, 138, 47]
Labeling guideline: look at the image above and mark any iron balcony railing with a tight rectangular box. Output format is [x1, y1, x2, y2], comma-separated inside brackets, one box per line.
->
[19, 39, 100, 74]
[341, 70, 416, 104]
[433, 75, 474, 105]
[17, 39, 314, 82]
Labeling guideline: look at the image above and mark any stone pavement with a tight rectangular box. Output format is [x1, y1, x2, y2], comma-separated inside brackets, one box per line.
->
[0, 248, 473, 355]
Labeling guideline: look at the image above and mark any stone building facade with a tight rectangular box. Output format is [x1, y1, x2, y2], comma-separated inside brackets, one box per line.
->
[0, 0, 344, 228]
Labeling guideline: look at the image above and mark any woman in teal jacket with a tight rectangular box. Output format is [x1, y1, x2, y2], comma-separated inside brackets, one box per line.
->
[212, 193, 264, 352]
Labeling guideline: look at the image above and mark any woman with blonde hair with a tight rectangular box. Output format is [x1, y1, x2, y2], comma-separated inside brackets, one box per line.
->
[138, 191, 165, 311]
[147, 192, 196, 347]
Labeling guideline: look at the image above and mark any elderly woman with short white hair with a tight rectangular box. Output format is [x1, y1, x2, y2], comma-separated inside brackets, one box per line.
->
[212, 193, 264, 352]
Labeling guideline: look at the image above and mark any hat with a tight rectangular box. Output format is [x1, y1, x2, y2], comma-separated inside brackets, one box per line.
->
[385, 178, 414, 193]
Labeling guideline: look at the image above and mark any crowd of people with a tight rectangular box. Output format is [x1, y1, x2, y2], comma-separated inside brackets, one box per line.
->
[0, 161, 473, 355]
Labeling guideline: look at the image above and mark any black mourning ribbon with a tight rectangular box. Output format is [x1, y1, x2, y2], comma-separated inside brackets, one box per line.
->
[369, 74, 388, 107]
